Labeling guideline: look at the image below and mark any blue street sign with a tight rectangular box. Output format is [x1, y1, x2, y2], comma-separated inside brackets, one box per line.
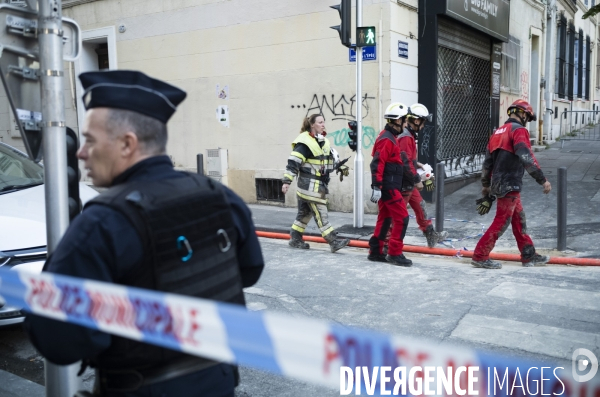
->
[398, 41, 408, 59]
[349, 45, 376, 62]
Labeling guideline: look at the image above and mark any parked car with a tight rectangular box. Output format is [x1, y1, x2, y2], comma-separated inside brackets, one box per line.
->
[0, 141, 98, 326]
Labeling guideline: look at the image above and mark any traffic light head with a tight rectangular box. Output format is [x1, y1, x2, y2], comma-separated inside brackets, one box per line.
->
[330, 0, 351, 48]
[356, 26, 377, 47]
[347, 121, 358, 152]
[66, 127, 81, 222]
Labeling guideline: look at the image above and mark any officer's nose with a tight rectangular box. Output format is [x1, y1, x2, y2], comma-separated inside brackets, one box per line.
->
[77, 145, 87, 160]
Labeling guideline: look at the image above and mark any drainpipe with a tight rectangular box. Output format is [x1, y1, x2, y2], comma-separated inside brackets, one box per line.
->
[543, 0, 556, 143]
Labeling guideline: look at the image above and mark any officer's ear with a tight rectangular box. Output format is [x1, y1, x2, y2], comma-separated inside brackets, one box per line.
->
[119, 131, 140, 157]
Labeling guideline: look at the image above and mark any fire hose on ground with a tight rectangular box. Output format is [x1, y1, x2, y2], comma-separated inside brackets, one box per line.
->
[255, 231, 600, 267]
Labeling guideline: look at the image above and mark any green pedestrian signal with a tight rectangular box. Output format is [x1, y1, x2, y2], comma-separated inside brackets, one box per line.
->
[356, 26, 376, 47]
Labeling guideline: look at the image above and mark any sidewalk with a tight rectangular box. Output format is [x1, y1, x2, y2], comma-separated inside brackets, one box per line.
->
[251, 139, 600, 259]
[0, 370, 44, 397]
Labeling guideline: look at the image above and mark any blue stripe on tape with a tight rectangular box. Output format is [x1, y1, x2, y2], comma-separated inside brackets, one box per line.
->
[0, 270, 28, 309]
[218, 304, 282, 374]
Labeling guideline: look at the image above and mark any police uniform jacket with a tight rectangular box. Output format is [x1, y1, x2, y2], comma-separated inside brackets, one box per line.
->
[24, 155, 265, 396]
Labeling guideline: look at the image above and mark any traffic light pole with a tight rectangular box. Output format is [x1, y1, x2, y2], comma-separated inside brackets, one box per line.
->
[353, 0, 364, 228]
[39, 0, 81, 396]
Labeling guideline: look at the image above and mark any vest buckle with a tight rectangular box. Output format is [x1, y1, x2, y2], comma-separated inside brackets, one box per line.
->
[217, 229, 231, 252]
[176, 236, 193, 262]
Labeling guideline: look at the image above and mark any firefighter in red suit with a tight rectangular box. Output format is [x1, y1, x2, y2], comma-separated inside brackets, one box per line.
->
[368, 103, 412, 267]
[471, 99, 552, 269]
[398, 103, 447, 248]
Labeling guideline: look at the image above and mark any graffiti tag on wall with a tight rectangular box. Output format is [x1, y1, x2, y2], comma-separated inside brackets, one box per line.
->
[328, 125, 377, 150]
[291, 93, 376, 122]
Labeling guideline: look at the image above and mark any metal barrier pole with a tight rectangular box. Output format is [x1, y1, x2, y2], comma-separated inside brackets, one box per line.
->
[38, 0, 82, 395]
[557, 167, 567, 251]
[435, 163, 445, 233]
[560, 110, 565, 149]
[353, 0, 364, 228]
[197, 154, 204, 175]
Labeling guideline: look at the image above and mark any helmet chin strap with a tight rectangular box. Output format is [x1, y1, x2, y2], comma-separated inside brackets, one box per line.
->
[516, 113, 528, 126]
[407, 120, 420, 137]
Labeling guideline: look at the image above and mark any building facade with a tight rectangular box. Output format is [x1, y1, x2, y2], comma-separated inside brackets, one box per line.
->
[0, 0, 596, 211]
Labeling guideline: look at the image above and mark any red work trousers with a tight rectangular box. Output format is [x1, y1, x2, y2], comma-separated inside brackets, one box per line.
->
[369, 189, 409, 256]
[402, 189, 432, 233]
[473, 192, 534, 261]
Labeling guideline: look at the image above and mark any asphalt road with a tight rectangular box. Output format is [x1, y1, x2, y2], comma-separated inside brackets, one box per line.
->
[236, 238, 600, 396]
[1, 237, 599, 396]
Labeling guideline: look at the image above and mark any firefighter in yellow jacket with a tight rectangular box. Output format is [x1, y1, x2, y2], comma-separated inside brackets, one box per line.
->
[282, 114, 350, 253]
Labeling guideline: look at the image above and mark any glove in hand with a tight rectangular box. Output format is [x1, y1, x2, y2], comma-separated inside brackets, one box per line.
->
[370, 188, 382, 203]
[423, 179, 435, 192]
[475, 195, 496, 215]
[337, 165, 350, 182]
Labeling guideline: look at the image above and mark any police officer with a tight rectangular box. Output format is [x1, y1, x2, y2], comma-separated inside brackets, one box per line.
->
[25, 70, 265, 396]
[368, 103, 412, 266]
[398, 103, 447, 248]
[471, 99, 551, 269]
[282, 114, 350, 253]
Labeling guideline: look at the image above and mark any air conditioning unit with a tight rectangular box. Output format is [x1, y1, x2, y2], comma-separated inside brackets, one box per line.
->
[206, 148, 228, 185]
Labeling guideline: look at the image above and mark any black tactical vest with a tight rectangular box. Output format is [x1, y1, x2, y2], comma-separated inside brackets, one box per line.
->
[85, 173, 243, 370]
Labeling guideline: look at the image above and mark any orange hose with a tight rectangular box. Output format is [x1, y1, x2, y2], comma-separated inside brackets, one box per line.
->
[256, 231, 600, 266]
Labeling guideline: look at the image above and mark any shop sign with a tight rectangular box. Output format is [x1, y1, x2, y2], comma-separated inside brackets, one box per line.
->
[445, 0, 510, 42]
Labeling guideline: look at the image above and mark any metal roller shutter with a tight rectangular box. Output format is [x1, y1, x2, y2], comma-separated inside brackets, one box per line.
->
[436, 17, 491, 178]
[438, 17, 491, 61]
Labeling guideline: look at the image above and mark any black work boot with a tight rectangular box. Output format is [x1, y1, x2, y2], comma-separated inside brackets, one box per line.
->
[522, 254, 549, 267]
[471, 259, 502, 269]
[368, 252, 387, 262]
[424, 225, 448, 248]
[329, 238, 350, 253]
[386, 254, 413, 267]
[289, 230, 310, 249]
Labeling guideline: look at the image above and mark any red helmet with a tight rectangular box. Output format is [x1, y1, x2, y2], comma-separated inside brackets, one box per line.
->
[507, 99, 537, 122]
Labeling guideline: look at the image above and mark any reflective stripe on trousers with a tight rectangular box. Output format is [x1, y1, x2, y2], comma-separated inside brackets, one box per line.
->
[291, 197, 335, 238]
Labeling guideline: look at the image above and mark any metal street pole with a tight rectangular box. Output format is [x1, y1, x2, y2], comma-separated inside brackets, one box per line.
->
[543, 0, 556, 142]
[557, 167, 567, 251]
[353, 0, 364, 228]
[39, 0, 81, 395]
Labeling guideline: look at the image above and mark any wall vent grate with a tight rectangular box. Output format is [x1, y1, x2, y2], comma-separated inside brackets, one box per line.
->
[255, 178, 284, 203]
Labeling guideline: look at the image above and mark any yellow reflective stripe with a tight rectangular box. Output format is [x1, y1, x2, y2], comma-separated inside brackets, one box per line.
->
[322, 227, 335, 237]
[283, 173, 294, 180]
[305, 158, 324, 165]
[314, 179, 320, 192]
[310, 203, 323, 228]
[296, 191, 328, 205]
[290, 151, 306, 162]
[292, 224, 305, 233]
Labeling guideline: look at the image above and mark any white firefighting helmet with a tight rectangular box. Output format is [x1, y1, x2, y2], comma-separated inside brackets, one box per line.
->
[384, 102, 409, 121]
[408, 103, 433, 122]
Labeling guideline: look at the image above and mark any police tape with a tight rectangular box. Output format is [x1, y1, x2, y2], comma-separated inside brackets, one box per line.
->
[0, 267, 598, 396]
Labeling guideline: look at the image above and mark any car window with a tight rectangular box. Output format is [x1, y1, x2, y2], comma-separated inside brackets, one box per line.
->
[0, 144, 44, 190]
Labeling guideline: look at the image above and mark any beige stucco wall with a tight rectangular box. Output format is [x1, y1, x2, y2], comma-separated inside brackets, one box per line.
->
[60, 0, 416, 213]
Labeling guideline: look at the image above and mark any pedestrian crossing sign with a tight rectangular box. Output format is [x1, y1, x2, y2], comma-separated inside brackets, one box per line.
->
[356, 26, 376, 47]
